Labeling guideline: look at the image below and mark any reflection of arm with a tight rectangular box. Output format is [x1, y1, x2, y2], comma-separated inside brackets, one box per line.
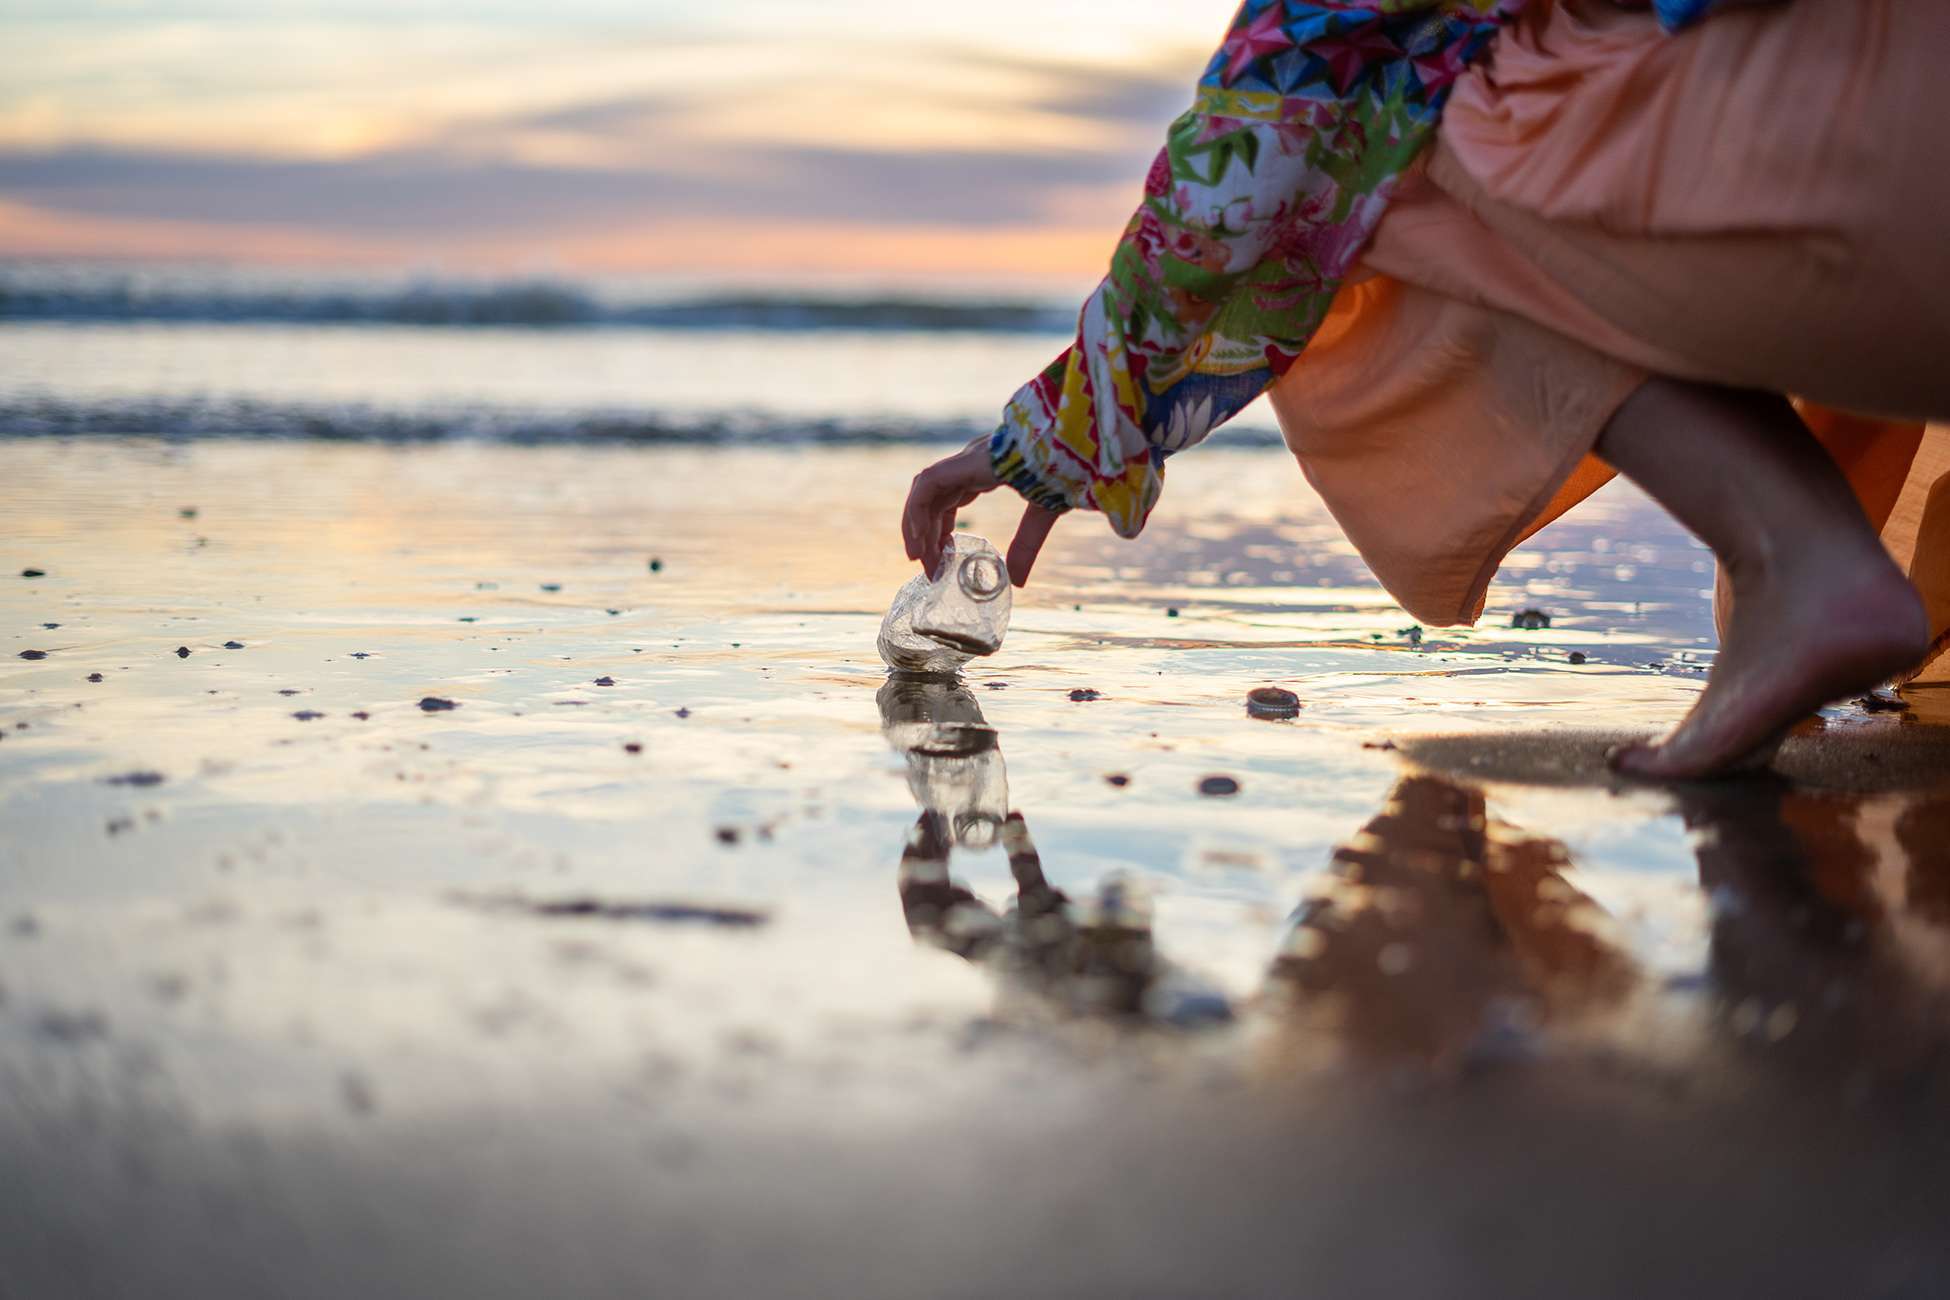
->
[990, 1, 1515, 538]
[898, 810, 1003, 962]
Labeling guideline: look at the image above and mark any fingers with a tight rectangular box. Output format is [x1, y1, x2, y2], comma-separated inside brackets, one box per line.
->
[1006, 503, 1061, 588]
[903, 445, 1000, 579]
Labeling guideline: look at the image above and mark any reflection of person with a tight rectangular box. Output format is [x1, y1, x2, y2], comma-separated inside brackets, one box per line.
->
[1674, 780, 1950, 1075]
[1270, 768, 1950, 1076]
[1269, 775, 1638, 1065]
[901, 0, 1950, 781]
[879, 674, 1217, 1021]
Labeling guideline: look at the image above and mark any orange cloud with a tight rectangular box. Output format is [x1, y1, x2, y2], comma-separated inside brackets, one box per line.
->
[0, 196, 1121, 282]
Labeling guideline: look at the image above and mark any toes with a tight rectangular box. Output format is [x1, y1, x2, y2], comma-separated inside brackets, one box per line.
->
[1607, 741, 1666, 777]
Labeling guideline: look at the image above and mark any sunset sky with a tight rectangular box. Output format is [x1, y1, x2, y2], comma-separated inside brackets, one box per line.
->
[0, 0, 1227, 286]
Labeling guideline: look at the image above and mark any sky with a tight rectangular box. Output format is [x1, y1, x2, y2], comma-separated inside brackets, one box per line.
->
[0, 0, 1227, 286]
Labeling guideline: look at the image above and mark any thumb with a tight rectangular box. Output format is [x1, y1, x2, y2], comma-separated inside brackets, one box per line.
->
[1006, 503, 1061, 588]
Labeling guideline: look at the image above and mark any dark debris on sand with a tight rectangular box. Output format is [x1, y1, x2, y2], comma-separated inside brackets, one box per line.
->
[1069, 688, 1103, 702]
[101, 771, 165, 787]
[593, 676, 616, 687]
[18, 650, 46, 661]
[292, 711, 325, 721]
[450, 892, 767, 928]
[1246, 686, 1301, 719]
[1198, 775, 1241, 797]
[175, 646, 191, 658]
[418, 697, 460, 712]
[20, 569, 44, 578]
[86, 673, 103, 683]
[1510, 608, 1552, 630]
[223, 641, 245, 650]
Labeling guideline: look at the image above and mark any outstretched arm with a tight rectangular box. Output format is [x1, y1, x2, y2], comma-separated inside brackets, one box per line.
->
[904, 1, 1519, 583]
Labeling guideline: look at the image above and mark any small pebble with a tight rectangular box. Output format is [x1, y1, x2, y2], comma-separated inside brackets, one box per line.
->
[623, 742, 643, 754]
[223, 641, 245, 650]
[350, 711, 370, 720]
[1069, 688, 1102, 702]
[1245, 686, 1301, 720]
[1568, 651, 1587, 665]
[175, 646, 190, 658]
[278, 689, 300, 697]
[674, 707, 691, 719]
[1166, 608, 1180, 618]
[541, 583, 561, 593]
[351, 652, 370, 659]
[606, 609, 621, 617]
[1105, 773, 1131, 788]
[86, 672, 103, 683]
[18, 650, 46, 661]
[102, 771, 165, 787]
[458, 616, 478, 623]
[179, 507, 198, 519]
[20, 569, 44, 578]
[715, 827, 740, 845]
[593, 676, 615, 687]
[418, 696, 460, 712]
[41, 623, 58, 630]
[292, 710, 325, 721]
[649, 558, 664, 573]
[1198, 775, 1241, 797]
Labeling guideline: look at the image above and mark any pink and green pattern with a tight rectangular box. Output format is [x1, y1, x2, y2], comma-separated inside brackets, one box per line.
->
[990, 1, 1525, 537]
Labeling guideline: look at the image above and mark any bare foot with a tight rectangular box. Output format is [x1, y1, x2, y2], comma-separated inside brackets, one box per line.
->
[1612, 547, 1928, 780]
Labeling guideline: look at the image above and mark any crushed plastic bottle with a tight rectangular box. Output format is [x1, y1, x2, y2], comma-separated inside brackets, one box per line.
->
[877, 534, 1012, 673]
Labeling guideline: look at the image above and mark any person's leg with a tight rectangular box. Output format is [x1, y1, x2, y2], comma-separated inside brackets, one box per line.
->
[1596, 379, 1929, 778]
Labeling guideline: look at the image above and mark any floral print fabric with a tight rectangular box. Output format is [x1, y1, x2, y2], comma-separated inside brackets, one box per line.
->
[989, 1, 1528, 537]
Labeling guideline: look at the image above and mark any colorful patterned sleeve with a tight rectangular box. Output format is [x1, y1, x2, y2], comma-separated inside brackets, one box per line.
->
[1653, 0, 1784, 30]
[989, 1, 1520, 538]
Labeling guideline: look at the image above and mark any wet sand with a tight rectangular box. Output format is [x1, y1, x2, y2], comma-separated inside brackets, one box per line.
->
[4, 438, 1949, 1297]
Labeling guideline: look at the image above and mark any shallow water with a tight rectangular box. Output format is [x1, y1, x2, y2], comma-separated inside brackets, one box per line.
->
[4, 437, 1949, 1296]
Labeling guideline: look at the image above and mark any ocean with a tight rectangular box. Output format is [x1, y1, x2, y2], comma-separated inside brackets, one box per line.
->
[0, 261, 1288, 447]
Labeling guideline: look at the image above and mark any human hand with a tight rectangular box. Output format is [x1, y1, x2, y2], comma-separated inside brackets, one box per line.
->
[901, 438, 1064, 587]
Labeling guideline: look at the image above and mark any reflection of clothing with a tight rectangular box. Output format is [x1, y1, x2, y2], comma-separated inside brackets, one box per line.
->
[1269, 0, 1950, 681]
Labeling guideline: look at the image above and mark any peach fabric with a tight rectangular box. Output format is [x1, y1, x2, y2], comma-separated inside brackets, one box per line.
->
[1265, 0, 1950, 682]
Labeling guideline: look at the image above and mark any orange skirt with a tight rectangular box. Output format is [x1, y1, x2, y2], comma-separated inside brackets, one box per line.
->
[1268, 0, 1950, 683]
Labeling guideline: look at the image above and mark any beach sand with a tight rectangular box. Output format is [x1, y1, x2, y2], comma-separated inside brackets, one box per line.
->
[4, 437, 1949, 1296]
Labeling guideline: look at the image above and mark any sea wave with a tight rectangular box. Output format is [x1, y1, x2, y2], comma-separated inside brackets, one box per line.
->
[0, 272, 1074, 333]
[0, 394, 1288, 448]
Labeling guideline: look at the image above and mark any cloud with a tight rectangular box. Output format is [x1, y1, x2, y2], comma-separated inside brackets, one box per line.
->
[0, 137, 1149, 237]
[1031, 67, 1194, 128]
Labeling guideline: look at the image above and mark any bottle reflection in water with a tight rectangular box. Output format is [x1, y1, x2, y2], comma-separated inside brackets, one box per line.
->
[876, 675, 1008, 849]
[878, 534, 1012, 673]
